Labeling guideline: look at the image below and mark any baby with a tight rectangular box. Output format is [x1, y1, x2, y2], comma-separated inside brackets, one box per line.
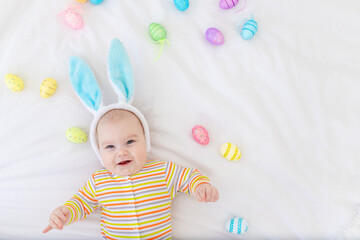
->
[43, 109, 219, 239]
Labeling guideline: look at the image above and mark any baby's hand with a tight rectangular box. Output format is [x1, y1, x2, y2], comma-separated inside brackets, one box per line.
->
[194, 183, 219, 202]
[43, 206, 70, 233]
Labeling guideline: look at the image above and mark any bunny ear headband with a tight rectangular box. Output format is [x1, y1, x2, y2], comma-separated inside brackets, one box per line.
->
[69, 38, 150, 166]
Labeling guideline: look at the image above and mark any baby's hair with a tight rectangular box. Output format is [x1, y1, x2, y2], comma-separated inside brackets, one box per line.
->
[95, 109, 144, 146]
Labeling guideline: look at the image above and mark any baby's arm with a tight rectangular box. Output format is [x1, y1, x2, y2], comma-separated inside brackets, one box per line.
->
[43, 206, 70, 233]
[43, 174, 99, 233]
[165, 161, 219, 202]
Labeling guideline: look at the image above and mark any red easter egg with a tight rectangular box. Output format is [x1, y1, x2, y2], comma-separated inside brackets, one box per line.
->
[192, 125, 209, 145]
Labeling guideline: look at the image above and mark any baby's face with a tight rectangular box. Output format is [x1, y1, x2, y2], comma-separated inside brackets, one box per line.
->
[97, 111, 147, 176]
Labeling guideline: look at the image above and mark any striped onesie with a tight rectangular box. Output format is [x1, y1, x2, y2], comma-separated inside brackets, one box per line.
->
[64, 160, 210, 239]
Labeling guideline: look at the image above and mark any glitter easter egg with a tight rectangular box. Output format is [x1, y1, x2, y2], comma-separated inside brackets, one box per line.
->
[174, 0, 189, 11]
[241, 19, 258, 40]
[225, 218, 248, 234]
[58, 6, 83, 30]
[66, 127, 88, 143]
[40, 78, 57, 98]
[192, 125, 209, 145]
[205, 28, 225, 45]
[220, 142, 241, 161]
[149, 23, 167, 42]
[219, 0, 239, 9]
[5, 73, 24, 92]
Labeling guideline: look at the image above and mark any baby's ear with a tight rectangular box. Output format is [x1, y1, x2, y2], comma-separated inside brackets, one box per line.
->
[69, 56, 102, 114]
[107, 38, 134, 103]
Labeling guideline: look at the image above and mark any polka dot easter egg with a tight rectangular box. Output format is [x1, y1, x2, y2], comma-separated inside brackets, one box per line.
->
[4, 73, 24, 92]
[225, 217, 248, 234]
[220, 142, 241, 161]
[192, 125, 209, 145]
[40, 78, 57, 98]
[205, 28, 225, 45]
[66, 127, 88, 143]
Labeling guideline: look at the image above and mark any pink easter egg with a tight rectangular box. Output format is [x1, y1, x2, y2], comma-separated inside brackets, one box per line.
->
[64, 9, 83, 30]
[205, 28, 225, 45]
[219, 0, 239, 9]
[192, 125, 209, 145]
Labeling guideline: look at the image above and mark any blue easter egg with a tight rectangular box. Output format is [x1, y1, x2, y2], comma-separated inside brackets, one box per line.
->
[241, 20, 258, 40]
[89, 0, 104, 4]
[225, 217, 248, 234]
[174, 0, 189, 11]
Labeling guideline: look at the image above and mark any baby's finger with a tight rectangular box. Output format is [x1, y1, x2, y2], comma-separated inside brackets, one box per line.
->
[56, 209, 67, 223]
[210, 188, 218, 202]
[214, 189, 219, 201]
[203, 188, 210, 202]
[196, 189, 205, 202]
[43, 225, 53, 233]
[50, 217, 63, 230]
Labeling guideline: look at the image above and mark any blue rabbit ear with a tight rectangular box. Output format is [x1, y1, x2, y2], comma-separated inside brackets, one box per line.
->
[69, 56, 102, 113]
[107, 39, 134, 103]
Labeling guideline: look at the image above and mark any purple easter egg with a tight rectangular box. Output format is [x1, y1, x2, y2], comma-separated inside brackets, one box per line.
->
[219, 0, 239, 10]
[205, 28, 225, 45]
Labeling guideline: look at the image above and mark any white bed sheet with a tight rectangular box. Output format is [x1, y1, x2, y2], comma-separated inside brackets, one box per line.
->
[0, 0, 360, 239]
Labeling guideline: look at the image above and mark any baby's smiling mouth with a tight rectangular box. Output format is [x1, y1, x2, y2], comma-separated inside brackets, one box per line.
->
[118, 160, 132, 165]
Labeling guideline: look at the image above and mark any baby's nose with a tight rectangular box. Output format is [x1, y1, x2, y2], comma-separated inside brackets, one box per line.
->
[117, 148, 128, 157]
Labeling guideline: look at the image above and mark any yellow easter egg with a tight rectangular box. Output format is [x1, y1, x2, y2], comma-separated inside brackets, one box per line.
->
[220, 142, 241, 161]
[76, 0, 88, 2]
[66, 127, 88, 143]
[40, 78, 57, 98]
[4, 73, 24, 92]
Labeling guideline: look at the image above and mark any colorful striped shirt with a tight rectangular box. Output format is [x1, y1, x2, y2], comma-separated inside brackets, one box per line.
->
[64, 160, 210, 239]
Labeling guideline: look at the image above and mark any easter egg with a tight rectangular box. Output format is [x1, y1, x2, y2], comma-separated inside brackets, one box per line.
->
[174, 0, 189, 11]
[76, 0, 88, 2]
[219, 0, 239, 9]
[192, 125, 209, 145]
[66, 127, 88, 143]
[149, 23, 167, 42]
[89, 0, 103, 4]
[40, 78, 57, 98]
[241, 19, 258, 40]
[220, 142, 241, 161]
[4, 73, 24, 92]
[205, 28, 225, 45]
[225, 217, 248, 234]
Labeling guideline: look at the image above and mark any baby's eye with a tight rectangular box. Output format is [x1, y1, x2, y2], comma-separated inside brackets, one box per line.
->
[126, 140, 135, 145]
[105, 145, 115, 149]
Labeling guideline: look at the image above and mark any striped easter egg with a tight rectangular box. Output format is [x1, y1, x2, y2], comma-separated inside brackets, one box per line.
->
[40, 78, 57, 98]
[149, 23, 167, 42]
[219, 0, 239, 10]
[241, 19, 258, 40]
[225, 217, 248, 234]
[220, 142, 241, 161]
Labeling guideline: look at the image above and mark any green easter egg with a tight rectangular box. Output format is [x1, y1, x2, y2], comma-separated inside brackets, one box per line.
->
[66, 127, 88, 143]
[149, 23, 167, 42]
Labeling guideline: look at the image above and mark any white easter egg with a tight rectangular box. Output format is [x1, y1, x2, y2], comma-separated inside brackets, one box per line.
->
[225, 217, 248, 234]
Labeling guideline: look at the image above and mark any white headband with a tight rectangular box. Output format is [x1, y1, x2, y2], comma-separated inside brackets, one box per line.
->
[69, 39, 150, 166]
